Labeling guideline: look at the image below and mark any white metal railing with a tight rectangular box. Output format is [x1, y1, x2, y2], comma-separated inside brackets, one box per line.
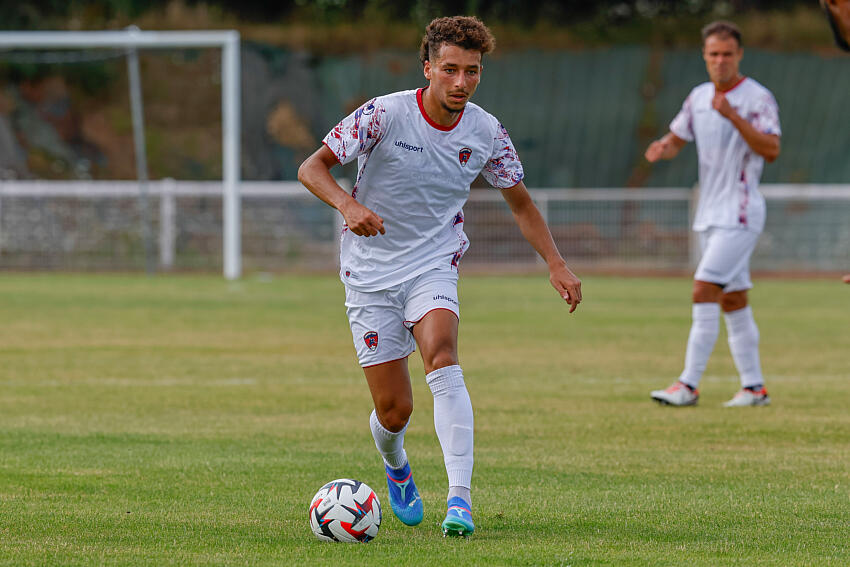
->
[0, 180, 337, 271]
[5, 182, 847, 199]
[1, 180, 848, 273]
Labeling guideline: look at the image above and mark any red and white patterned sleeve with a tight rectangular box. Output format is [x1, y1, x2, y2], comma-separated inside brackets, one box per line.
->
[751, 91, 781, 137]
[669, 94, 695, 142]
[482, 122, 524, 189]
[322, 98, 386, 165]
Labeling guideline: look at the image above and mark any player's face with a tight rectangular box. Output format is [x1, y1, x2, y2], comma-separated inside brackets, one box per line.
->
[702, 35, 743, 86]
[821, 0, 850, 51]
[423, 44, 482, 114]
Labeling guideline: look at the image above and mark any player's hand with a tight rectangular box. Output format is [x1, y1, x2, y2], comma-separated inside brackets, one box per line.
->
[712, 91, 734, 118]
[340, 200, 385, 237]
[549, 261, 582, 313]
[644, 138, 670, 162]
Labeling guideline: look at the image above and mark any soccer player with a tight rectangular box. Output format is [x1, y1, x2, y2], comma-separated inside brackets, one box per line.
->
[644, 21, 781, 408]
[821, 0, 850, 51]
[298, 16, 582, 537]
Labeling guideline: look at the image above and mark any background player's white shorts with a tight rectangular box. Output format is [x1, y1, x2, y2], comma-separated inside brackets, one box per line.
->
[694, 227, 760, 292]
[344, 268, 460, 367]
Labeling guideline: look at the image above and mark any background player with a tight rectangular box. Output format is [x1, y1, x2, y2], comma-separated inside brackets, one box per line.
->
[644, 21, 781, 408]
[298, 15, 581, 536]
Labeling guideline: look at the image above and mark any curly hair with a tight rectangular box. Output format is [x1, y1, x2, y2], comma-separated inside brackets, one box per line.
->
[419, 16, 495, 66]
[701, 20, 742, 47]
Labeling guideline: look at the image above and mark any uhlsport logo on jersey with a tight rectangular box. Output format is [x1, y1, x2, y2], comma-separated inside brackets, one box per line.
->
[433, 293, 459, 306]
[458, 147, 472, 166]
[364, 331, 379, 351]
[395, 140, 424, 153]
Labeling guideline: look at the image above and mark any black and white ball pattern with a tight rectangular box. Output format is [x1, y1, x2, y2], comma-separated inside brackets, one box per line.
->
[308, 479, 382, 543]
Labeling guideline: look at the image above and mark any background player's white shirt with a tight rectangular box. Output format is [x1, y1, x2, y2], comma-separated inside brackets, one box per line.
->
[323, 88, 524, 291]
[670, 77, 781, 234]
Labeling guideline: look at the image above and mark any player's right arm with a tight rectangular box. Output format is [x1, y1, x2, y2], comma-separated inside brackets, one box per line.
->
[298, 145, 385, 237]
[644, 132, 687, 162]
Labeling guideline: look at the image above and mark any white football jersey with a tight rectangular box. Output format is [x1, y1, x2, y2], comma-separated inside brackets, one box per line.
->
[670, 77, 781, 233]
[323, 88, 524, 291]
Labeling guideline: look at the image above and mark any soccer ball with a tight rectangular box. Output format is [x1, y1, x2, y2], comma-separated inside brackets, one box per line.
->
[308, 479, 382, 543]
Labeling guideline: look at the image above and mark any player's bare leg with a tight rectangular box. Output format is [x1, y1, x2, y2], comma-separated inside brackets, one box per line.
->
[413, 309, 475, 536]
[413, 308, 459, 374]
[721, 290, 770, 407]
[363, 358, 423, 526]
[364, 358, 413, 433]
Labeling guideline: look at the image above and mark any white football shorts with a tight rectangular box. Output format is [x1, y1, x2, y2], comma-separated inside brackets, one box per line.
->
[344, 268, 460, 367]
[694, 227, 760, 292]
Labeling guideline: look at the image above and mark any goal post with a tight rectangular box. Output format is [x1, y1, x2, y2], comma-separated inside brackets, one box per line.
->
[0, 29, 243, 279]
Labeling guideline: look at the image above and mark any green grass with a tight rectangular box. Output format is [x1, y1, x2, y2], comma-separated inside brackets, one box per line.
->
[0, 274, 848, 566]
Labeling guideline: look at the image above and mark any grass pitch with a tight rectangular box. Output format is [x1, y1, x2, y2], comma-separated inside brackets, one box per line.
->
[0, 273, 848, 566]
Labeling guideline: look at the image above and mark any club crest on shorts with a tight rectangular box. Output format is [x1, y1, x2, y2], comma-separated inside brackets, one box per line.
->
[363, 331, 379, 351]
[458, 147, 472, 166]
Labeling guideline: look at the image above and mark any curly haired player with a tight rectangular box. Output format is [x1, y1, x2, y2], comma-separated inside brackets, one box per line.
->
[298, 16, 581, 536]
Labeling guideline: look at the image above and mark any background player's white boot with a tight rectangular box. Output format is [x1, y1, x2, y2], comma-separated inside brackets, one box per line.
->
[723, 386, 770, 407]
[651, 381, 699, 406]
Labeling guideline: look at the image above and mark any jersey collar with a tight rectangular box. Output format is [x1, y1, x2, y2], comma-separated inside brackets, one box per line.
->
[716, 75, 747, 93]
[417, 87, 464, 131]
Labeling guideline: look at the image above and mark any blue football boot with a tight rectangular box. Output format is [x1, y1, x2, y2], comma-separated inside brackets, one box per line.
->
[441, 496, 474, 537]
[385, 462, 423, 526]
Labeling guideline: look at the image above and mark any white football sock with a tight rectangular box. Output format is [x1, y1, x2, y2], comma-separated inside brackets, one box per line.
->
[369, 409, 408, 470]
[678, 302, 721, 389]
[724, 306, 764, 389]
[448, 486, 472, 506]
[426, 364, 474, 492]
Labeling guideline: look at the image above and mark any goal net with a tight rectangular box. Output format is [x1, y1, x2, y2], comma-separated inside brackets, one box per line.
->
[0, 29, 241, 277]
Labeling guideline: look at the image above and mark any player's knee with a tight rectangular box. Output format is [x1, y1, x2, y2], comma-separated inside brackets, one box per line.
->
[421, 338, 459, 372]
[692, 281, 723, 303]
[425, 350, 458, 374]
[376, 399, 413, 432]
[721, 292, 747, 312]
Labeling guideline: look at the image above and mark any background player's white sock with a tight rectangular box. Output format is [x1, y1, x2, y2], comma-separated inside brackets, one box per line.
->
[724, 306, 764, 389]
[426, 364, 473, 495]
[369, 409, 408, 470]
[678, 302, 721, 388]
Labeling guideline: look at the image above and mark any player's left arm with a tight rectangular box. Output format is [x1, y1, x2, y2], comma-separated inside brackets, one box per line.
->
[500, 182, 582, 313]
[712, 92, 781, 162]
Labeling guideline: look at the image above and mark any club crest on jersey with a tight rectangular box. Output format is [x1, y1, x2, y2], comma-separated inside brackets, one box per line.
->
[364, 331, 379, 351]
[458, 147, 472, 166]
